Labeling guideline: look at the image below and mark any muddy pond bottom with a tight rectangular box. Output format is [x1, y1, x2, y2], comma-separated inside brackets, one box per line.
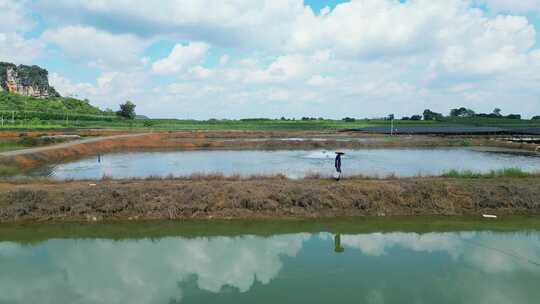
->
[31, 148, 540, 180]
[1, 219, 539, 304]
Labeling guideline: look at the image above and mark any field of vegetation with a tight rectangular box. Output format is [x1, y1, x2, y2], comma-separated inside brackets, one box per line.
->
[2, 115, 537, 132]
[1, 91, 540, 131]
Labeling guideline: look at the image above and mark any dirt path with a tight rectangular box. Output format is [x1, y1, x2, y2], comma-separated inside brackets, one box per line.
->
[0, 133, 149, 157]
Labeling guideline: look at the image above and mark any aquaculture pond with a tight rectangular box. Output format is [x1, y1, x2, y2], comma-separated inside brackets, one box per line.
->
[31, 148, 540, 180]
[1, 218, 539, 304]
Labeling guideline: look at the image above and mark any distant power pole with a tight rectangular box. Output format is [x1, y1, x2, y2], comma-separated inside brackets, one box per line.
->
[388, 113, 395, 136]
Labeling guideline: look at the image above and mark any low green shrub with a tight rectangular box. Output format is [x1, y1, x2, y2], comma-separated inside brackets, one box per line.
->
[19, 136, 38, 147]
[442, 168, 533, 178]
[0, 164, 22, 176]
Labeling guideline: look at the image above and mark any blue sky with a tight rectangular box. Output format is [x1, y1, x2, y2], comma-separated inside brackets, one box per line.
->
[1, 0, 539, 118]
[305, 0, 348, 12]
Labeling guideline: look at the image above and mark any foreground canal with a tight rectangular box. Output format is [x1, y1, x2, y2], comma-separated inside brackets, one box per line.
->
[1, 218, 539, 303]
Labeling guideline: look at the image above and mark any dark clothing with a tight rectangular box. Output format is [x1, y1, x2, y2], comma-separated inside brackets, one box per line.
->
[335, 154, 342, 173]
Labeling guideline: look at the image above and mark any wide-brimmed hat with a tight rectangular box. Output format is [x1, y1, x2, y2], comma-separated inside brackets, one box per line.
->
[335, 151, 345, 155]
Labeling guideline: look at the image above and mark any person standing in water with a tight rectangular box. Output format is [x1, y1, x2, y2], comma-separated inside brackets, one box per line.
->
[335, 152, 344, 181]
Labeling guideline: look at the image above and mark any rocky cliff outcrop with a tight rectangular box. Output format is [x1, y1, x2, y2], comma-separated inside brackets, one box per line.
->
[0, 62, 60, 98]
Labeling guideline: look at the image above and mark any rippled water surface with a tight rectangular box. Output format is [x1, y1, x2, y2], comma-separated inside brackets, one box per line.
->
[1, 220, 539, 304]
[31, 148, 540, 180]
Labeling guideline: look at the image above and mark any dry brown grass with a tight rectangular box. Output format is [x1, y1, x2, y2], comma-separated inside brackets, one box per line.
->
[0, 176, 539, 222]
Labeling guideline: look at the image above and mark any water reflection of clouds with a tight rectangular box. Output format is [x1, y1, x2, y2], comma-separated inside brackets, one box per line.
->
[0, 234, 309, 304]
[332, 231, 540, 304]
[1, 231, 539, 303]
[337, 232, 540, 273]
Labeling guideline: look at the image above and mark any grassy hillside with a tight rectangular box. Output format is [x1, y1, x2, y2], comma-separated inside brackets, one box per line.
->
[0, 91, 106, 114]
[0, 91, 116, 122]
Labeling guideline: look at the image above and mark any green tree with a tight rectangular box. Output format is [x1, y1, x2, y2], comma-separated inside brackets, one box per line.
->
[506, 114, 521, 120]
[117, 101, 136, 120]
[493, 108, 502, 117]
[423, 109, 443, 121]
[450, 107, 475, 118]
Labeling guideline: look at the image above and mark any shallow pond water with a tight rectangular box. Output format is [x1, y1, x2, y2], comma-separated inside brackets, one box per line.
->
[222, 137, 387, 142]
[1, 219, 539, 304]
[32, 148, 540, 180]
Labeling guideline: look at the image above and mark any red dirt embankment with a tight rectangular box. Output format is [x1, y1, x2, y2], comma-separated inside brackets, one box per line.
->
[1, 177, 539, 222]
[2, 133, 152, 168]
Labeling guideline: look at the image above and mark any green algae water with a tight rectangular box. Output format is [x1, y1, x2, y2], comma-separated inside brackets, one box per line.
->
[1, 218, 540, 304]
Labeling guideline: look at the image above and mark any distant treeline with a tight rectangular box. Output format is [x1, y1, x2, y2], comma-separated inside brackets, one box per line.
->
[418, 107, 532, 121]
[248, 108, 538, 123]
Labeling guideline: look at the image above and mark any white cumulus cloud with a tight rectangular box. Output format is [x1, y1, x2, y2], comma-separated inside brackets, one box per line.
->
[7, 0, 539, 118]
[152, 42, 209, 74]
[42, 26, 148, 69]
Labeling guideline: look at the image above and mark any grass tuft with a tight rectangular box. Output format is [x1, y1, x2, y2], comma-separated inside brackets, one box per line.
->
[0, 164, 22, 176]
[442, 168, 534, 178]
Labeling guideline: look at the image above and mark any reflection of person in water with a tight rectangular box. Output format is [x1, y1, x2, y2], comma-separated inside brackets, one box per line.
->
[334, 234, 345, 253]
[335, 152, 344, 181]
